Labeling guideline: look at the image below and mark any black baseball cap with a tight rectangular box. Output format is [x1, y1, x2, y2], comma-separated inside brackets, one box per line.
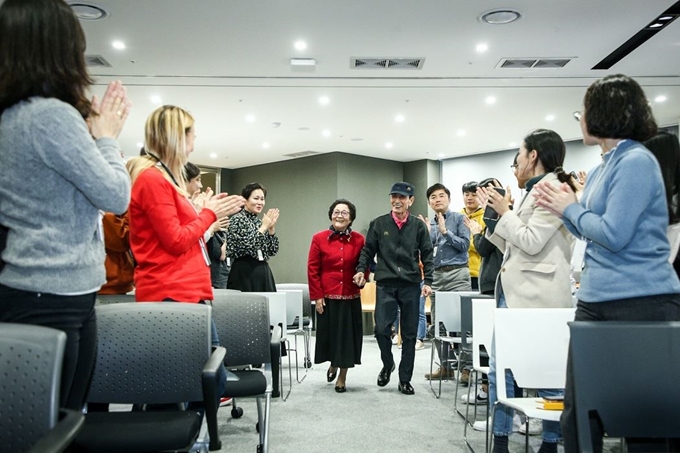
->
[389, 181, 415, 197]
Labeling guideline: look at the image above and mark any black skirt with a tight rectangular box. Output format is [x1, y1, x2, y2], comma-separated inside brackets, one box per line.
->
[314, 297, 363, 368]
[227, 256, 276, 292]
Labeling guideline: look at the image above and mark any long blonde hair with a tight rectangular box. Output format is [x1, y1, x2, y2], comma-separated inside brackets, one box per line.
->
[129, 105, 195, 194]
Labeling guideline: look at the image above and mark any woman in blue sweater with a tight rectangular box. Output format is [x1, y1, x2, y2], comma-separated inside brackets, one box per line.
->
[535, 74, 680, 452]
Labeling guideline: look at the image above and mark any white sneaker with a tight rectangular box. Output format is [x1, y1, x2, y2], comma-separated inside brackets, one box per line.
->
[460, 387, 488, 404]
[472, 414, 522, 433]
[415, 340, 425, 350]
[519, 417, 542, 436]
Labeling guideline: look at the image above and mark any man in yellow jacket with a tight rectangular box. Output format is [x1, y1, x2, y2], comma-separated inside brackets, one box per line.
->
[461, 182, 485, 291]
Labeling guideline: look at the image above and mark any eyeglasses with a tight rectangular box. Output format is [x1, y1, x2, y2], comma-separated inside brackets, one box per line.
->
[573, 111, 582, 122]
[510, 164, 518, 169]
[332, 210, 350, 218]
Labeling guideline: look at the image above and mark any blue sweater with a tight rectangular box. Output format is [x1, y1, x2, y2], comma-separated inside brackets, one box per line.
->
[562, 139, 680, 302]
[0, 97, 130, 294]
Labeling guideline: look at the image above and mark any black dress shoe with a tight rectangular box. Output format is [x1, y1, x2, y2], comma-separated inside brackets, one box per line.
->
[398, 381, 415, 395]
[334, 385, 346, 393]
[377, 363, 395, 387]
[327, 366, 337, 383]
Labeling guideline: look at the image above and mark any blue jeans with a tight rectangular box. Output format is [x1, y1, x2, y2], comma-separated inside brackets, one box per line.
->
[488, 293, 562, 443]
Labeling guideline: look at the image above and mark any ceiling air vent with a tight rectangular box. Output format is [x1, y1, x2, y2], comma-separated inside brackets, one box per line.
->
[497, 57, 573, 69]
[351, 57, 425, 70]
[283, 151, 320, 158]
[85, 54, 112, 68]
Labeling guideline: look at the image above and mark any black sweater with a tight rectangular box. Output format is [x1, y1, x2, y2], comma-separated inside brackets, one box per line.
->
[357, 213, 434, 287]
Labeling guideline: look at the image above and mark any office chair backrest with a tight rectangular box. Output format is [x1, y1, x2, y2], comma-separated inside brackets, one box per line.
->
[471, 299, 495, 370]
[88, 302, 211, 404]
[570, 321, 680, 443]
[432, 291, 462, 337]
[211, 293, 272, 368]
[276, 283, 311, 317]
[95, 293, 136, 305]
[494, 308, 575, 394]
[0, 323, 66, 452]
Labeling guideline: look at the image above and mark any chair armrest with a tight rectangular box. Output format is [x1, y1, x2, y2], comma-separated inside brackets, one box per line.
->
[267, 325, 282, 391]
[29, 408, 84, 453]
[202, 345, 226, 451]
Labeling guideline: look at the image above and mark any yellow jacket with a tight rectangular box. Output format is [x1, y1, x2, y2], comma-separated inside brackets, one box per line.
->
[461, 207, 485, 278]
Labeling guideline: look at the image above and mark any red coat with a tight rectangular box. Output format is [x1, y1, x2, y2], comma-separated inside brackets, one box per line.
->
[129, 167, 216, 302]
[307, 229, 367, 301]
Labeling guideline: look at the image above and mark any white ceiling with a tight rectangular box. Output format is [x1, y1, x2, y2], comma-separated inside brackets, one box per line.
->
[76, 0, 680, 168]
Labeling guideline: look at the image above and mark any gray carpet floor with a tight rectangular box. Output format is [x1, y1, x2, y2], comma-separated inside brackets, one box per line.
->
[214, 335, 620, 453]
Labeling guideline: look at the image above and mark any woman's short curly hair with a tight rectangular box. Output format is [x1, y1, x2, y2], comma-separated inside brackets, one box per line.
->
[584, 74, 657, 142]
[328, 199, 356, 225]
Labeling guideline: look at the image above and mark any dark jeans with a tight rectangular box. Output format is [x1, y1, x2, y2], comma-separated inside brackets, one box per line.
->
[0, 283, 97, 411]
[561, 294, 680, 453]
[374, 284, 421, 382]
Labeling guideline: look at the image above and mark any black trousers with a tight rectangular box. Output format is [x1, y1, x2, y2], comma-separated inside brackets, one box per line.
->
[374, 284, 420, 383]
[0, 283, 97, 411]
[561, 294, 680, 453]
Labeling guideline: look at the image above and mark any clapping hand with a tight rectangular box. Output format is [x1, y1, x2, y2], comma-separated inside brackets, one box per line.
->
[89, 80, 132, 140]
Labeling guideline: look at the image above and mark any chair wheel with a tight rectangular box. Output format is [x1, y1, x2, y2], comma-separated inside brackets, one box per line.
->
[231, 407, 243, 418]
[304, 359, 312, 368]
[256, 422, 259, 433]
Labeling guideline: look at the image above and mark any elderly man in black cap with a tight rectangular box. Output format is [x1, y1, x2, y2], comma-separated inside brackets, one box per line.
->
[354, 181, 434, 395]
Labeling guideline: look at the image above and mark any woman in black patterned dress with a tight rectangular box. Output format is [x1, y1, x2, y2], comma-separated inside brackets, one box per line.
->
[226, 182, 279, 292]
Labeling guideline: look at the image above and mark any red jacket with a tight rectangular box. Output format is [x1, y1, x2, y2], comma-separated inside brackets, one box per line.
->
[98, 211, 134, 295]
[307, 229, 367, 301]
[129, 167, 216, 302]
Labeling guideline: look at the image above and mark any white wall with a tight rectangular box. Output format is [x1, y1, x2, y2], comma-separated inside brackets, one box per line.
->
[441, 139, 604, 212]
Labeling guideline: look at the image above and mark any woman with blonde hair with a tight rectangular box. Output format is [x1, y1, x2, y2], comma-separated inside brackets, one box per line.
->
[128, 105, 244, 304]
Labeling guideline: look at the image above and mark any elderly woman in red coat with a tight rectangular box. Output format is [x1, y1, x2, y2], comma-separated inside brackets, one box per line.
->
[308, 199, 367, 393]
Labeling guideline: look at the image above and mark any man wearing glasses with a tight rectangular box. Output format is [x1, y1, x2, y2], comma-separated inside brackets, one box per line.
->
[354, 182, 434, 395]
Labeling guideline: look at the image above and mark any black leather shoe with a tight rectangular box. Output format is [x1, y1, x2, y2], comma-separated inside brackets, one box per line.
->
[334, 385, 346, 393]
[377, 363, 395, 387]
[327, 366, 337, 383]
[398, 381, 415, 395]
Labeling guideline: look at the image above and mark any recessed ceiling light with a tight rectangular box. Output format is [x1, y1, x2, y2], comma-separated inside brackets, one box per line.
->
[150, 95, 162, 104]
[479, 9, 522, 25]
[395, 114, 405, 123]
[112, 40, 125, 50]
[476, 43, 488, 52]
[655, 95, 667, 103]
[485, 96, 496, 105]
[210, 153, 218, 158]
[262, 142, 270, 149]
[290, 58, 316, 66]
[245, 114, 255, 123]
[69, 3, 109, 20]
[457, 129, 466, 137]
[322, 129, 331, 137]
[546, 114, 555, 121]
[509, 142, 517, 148]
[319, 96, 330, 105]
[385, 142, 393, 149]
[438, 153, 446, 158]
[294, 40, 307, 51]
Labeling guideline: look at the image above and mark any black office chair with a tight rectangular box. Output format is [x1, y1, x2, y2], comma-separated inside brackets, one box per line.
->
[0, 323, 84, 453]
[211, 293, 281, 453]
[570, 321, 680, 453]
[71, 303, 225, 453]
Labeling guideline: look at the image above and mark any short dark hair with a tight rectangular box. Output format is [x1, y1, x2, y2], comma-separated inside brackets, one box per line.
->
[478, 177, 500, 189]
[644, 131, 680, 224]
[184, 162, 201, 181]
[242, 182, 267, 200]
[462, 181, 478, 194]
[522, 129, 576, 192]
[328, 199, 357, 225]
[426, 183, 451, 199]
[584, 74, 657, 142]
[0, 0, 93, 117]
